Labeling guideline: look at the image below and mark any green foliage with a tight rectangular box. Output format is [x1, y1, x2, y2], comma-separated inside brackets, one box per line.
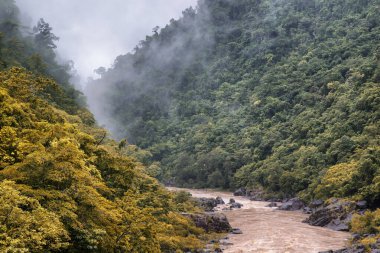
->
[350, 208, 380, 248]
[87, 0, 380, 207]
[0, 0, 85, 111]
[351, 209, 380, 235]
[0, 180, 70, 252]
[0, 68, 205, 252]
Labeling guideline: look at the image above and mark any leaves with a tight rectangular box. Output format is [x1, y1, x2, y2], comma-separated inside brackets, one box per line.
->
[0, 68, 205, 252]
[86, 0, 380, 205]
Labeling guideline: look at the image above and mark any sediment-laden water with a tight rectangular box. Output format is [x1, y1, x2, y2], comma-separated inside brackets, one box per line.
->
[168, 188, 350, 253]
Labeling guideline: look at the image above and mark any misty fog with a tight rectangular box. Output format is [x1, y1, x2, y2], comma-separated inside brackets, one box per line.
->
[84, 4, 214, 140]
[15, 0, 197, 83]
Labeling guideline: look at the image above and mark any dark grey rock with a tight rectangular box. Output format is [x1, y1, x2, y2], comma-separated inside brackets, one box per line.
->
[356, 200, 367, 209]
[183, 213, 232, 233]
[310, 199, 324, 208]
[304, 200, 355, 231]
[267, 202, 277, 207]
[230, 202, 243, 209]
[233, 188, 246, 196]
[231, 228, 243, 234]
[196, 197, 218, 211]
[303, 207, 312, 214]
[326, 218, 349, 231]
[215, 196, 225, 205]
[247, 189, 266, 201]
[318, 246, 365, 253]
[249, 196, 263, 201]
[279, 198, 304, 211]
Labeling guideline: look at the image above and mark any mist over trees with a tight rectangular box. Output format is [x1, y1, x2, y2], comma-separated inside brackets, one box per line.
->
[87, 0, 380, 207]
[0, 0, 379, 251]
[0, 0, 83, 107]
[0, 1, 208, 251]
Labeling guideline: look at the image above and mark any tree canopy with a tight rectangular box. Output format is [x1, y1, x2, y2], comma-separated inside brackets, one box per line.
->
[87, 0, 380, 207]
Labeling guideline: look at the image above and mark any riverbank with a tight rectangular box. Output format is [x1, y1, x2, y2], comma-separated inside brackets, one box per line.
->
[168, 188, 350, 253]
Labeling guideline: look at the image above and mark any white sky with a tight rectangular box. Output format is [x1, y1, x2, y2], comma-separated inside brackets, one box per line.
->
[16, 0, 197, 83]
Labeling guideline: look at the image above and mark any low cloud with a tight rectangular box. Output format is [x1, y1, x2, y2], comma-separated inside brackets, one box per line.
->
[16, 0, 197, 84]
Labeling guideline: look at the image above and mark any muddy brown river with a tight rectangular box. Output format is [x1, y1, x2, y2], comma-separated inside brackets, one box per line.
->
[168, 188, 350, 253]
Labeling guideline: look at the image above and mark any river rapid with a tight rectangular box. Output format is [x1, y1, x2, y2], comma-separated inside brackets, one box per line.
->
[168, 187, 350, 253]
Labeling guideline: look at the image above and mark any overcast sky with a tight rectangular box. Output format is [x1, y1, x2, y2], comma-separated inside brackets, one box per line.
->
[16, 0, 197, 83]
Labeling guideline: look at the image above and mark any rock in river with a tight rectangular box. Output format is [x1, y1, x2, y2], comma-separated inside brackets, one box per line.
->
[195, 197, 218, 212]
[233, 188, 246, 196]
[304, 199, 355, 231]
[279, 198, 305, 211]
[183, 213, 232, 233]
[231, 228, 243, 234]
[216, 196, 225, 205]
[230, 202, 243, 209]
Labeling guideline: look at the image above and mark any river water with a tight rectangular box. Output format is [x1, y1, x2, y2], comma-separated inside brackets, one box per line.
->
[168, 188, 350, 253]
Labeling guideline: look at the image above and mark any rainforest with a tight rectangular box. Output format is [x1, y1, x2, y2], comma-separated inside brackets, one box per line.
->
[0, 0, 379, 252]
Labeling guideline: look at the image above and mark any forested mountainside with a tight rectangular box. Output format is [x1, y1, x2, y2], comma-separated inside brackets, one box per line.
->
[0, 1, 206, 252]
[0, 0, 85, 112]
[88, 0, 380, 207]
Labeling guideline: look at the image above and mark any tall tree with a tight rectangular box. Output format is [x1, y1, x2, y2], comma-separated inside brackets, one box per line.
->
[33, 18, 59, 49]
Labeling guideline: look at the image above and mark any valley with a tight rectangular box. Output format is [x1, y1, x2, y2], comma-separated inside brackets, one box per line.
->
[170, 188, 350, 253]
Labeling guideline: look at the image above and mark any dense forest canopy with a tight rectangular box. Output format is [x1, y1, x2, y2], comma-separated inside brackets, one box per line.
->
[87, 0, 380, 207]
[0, 0, 207, 252]
[1, 0, 380, 251]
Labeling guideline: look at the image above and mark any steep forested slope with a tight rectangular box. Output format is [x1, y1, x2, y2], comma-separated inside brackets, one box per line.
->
[87, 0, 380, 206]
[0, 0, 84, 111]
[0, 1, 206, 252]
[0, 68, 204, 252]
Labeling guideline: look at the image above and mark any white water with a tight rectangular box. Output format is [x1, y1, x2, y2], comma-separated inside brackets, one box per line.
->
[168, 188, 350, 253]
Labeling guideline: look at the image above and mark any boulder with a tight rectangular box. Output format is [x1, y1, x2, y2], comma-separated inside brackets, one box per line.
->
[279, 198, 305, 211]
[304, 200, 355, 231]
[230, 202, 243, 209]
[183, 213, 232, 233]
[247, 190, 265, 201]
[249, 195, 263, 201]
[229, 198, 236, 204]
[356, 200, 367, 209]
[318, 244, 366, 253]
[231, 228, 243, 234]
[267, 202, 277, 207]
[215, 196, 225, 205]
[233, 188, 246, 196]
[326, 216, 351, 231]
[195, 197, 218, 212]
[310, 199, 324, 208]
[303, 207, 312, 214]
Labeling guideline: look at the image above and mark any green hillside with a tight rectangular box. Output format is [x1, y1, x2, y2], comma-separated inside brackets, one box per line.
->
[0, 1, 206, 252]
[87, 0, 380, 206]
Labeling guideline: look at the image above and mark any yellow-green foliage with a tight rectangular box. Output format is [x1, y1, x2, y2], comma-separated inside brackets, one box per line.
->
[314, 146, 380, 203]
[0, 180, 70, 252]
[316, 162, 358, 199]
[351, 209, 380, 247]
[0, 68, 204, 252]
[351, 209, 380, 235]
